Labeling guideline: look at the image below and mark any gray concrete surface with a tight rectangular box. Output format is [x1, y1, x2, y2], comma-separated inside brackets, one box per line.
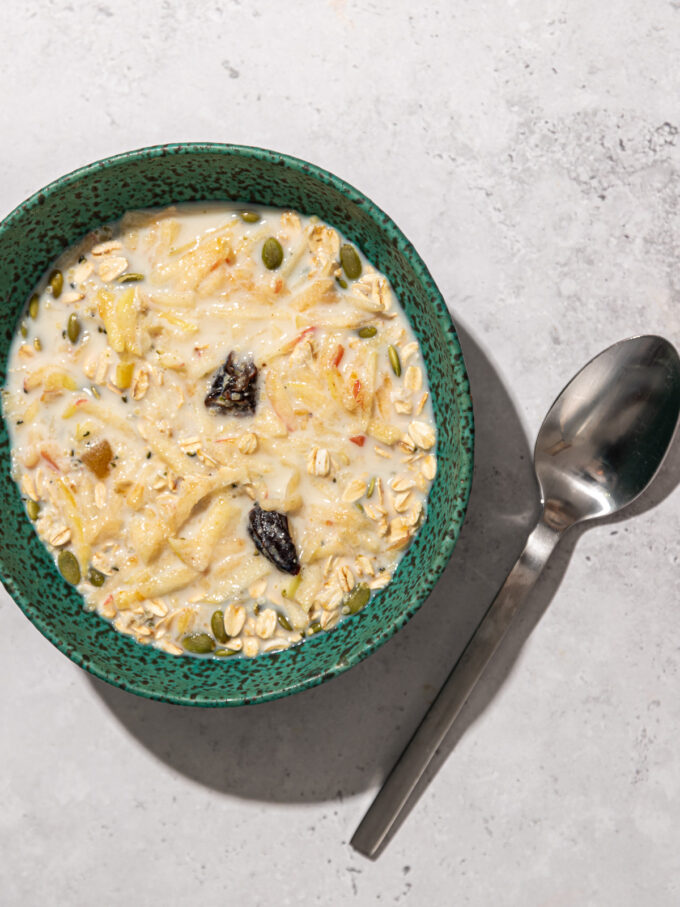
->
[1, 1, 679, 904]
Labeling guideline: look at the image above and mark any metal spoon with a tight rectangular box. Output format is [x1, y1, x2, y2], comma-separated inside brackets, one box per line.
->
[352, 334, 680, 858]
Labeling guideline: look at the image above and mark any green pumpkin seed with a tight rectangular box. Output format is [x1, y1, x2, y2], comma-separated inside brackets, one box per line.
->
[67, 313, 81, 344]
[336, 276, 348, 290]
[87, 566, 106, 587]
[388, 345, 402, 377]
[366, 477, 376, 499]
[28, 294, 39, 319]
[26, 499, 39, 521]
[240, 211, 260, 223]
[262, 237, 284, 270]
[211, 609, 227, 643]
[358, 325, 377, 339]
[182, 632, 215, 655]
[33, 338, 42, 352]
[20, 321, 28, 338]
[345, 582, 370, 615]
[117, 272, 144, 283]
[90, 385, 101, 399]
[49, 270, 63, 299]
[308, 620, 322, 635]
[215, 648, 238, 657]
[340, 244, 362, 280]
[58, 550, 81, 585]
[277, 612, 293, 631]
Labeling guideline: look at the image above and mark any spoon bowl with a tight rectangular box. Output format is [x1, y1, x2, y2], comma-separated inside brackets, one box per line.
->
[537, 335, 680, 528]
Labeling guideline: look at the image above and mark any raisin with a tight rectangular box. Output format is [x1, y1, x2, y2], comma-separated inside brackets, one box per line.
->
[81, 439, 113, 478]
[248, 503, 300, 575]
[204, 352, 258, 415]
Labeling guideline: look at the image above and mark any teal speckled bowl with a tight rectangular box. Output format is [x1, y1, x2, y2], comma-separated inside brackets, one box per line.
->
[0, 143, 473, 706]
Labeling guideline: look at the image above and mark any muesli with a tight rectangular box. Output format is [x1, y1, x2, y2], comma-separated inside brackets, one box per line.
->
[3, 204, 437, 657]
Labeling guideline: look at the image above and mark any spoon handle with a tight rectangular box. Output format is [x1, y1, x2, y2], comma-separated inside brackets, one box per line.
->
[351, 516, 563, 858]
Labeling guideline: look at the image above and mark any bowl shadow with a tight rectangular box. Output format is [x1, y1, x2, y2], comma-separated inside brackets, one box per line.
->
[88, 318, 547, 803]
[89, 326, 679, 810]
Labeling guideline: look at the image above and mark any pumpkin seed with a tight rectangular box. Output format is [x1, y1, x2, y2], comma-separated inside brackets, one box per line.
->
[26, 499, 40, 521]
[358, 325, 377, 338]
[20, 321, 28, 338]
[58, 550, 81, 585]
[308, 620, 322, 635]
[67, 313, 81, 344]
[49, 270, 63, 299]
[277, 612, 293, 631]
[366, 476, 376, 499]
[33, 338, 42, 352]
[336, 277, 348, 290]
[117, 272, 144, 283]
[215, 648, 238, 657]
[388, 345, 402, 377]
[211, 609, 227, 643]
[345, 582, 370, 614]
[262, 237, 284, 270]
[340, 244, 362, 280]
[182, 632, 215, 655]
[28, 294, 39, 319]
[87, 566, 106, 587]
[240, 211, 260, 223]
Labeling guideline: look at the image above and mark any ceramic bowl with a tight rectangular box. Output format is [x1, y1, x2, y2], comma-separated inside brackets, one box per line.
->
[0, 143, 473, 706]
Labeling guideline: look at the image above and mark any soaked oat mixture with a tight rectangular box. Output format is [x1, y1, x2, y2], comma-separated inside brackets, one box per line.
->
[3, 204, 437, 658]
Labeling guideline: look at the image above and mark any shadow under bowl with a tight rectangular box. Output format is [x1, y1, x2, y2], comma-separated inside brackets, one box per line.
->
[0, 143, 474, 706]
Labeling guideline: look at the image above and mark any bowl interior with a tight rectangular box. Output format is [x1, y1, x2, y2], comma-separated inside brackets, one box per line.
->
[0, 144, 473, 706]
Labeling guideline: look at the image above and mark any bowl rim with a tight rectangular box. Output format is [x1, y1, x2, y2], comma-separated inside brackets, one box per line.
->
[0, 142, 474, 706]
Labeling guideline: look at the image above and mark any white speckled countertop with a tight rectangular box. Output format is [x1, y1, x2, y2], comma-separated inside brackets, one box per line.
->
[1, 2, 679, 904]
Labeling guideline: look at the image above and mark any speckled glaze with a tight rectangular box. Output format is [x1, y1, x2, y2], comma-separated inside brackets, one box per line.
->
[0, 143, 473, 707]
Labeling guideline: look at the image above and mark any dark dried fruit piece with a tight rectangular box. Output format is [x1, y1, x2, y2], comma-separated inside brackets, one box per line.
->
[204, 352, 258, 415]
[248, 503, 300, 575]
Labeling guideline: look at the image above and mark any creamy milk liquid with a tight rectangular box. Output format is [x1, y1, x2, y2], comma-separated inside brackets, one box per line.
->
[3, 203, 437, 657]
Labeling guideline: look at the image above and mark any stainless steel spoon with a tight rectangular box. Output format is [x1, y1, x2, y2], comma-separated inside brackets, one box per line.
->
[352, 334, 680, 858]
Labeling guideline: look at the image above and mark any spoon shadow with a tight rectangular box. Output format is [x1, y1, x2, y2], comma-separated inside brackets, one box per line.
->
[369, 380, 680, 856]
[91, 325, 673, 808]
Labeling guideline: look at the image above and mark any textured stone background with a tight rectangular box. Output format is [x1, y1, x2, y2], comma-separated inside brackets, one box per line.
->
[1, 1, 679, 904]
